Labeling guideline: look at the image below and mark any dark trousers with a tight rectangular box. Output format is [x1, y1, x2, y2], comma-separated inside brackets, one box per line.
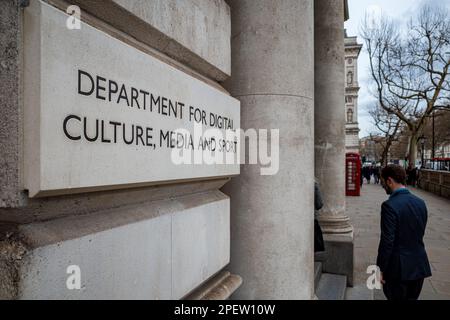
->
[383, 279, 424, 300]
[314, 219, 325, 252]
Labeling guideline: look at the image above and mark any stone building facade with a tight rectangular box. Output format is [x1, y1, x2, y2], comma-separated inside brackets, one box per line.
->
[0, 0, 352, 300]
[344, 33, 362, 154]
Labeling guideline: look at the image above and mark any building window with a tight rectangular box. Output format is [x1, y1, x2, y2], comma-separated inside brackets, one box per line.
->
[347, 71, 353, 85]
[348, 58, 353, 65]
[347, 108, 354, 123]
[345, 96, 353, 104]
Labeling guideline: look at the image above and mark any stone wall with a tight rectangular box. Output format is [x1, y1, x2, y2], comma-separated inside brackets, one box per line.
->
[0, 0, 237, 300]
[419, 170, 450, 199]
[0, 0, 23, 208]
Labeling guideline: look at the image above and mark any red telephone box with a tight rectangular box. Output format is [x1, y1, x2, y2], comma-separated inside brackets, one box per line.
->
[346, 153, 361, 196]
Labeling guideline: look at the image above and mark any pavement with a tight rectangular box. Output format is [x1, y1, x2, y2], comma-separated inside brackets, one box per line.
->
[346, 182, 450, 300]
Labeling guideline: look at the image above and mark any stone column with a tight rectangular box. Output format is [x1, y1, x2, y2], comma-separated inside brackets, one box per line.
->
[314, 0, 354, 286]
[223, 0, 315, 299]
[314, 0, 352, 235]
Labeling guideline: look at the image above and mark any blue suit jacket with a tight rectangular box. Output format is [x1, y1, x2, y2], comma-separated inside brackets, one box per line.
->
[376, 188, 432, 281]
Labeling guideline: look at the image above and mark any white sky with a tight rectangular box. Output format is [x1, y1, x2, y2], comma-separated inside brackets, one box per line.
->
[344, 0, 450, 138]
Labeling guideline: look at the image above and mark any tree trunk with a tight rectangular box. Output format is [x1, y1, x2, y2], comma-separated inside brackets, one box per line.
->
[382, 141, 391, 167]
[408, 132, 418, 168]
[380, 152, 387, 167]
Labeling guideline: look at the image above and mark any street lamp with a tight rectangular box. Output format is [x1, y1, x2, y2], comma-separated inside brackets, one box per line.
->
[432, 111, 435, 160]
[418, 135, 427, 167]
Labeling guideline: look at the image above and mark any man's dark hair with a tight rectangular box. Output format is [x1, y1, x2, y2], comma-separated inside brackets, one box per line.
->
[381, 165, 407, 185]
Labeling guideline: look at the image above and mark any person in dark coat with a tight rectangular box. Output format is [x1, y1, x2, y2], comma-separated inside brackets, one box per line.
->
[373, 166, 381, 184]
[377, 165, 432, 300]
[364, 166, 371, 184]
[314, 180, 325, 253]
[360, 165, 364, 188]
[410, 167, 418, 187]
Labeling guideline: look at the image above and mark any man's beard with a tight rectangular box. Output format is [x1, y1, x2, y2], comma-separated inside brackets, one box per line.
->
[382, 184, 393, 195]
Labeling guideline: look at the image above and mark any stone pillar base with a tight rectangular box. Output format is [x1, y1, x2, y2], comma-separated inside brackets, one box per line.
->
[318, 214, 354, 234]
[184, 271, 242, 300]
[321, 233, 354, 287]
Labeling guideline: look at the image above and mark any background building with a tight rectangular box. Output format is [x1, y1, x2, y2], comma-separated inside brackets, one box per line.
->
[344, 32, 362, 154]
[360, 136, 382, 164]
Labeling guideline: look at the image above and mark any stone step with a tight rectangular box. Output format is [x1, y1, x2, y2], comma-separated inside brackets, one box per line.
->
[316, 273, 347, 300]
[344, 284, 374, 300]
[314, 251, 327, 262]
[314, 262, 323, 290]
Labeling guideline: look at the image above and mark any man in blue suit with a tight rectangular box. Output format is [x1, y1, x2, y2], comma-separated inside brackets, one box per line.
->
[377, 165, 432, 300]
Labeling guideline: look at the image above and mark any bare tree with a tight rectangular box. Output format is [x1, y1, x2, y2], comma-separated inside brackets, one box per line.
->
[361, 4, 450, 167]
[368, 105, 402, 166]
[390, 129, 410, 161]
[422, 109, 450, 155]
